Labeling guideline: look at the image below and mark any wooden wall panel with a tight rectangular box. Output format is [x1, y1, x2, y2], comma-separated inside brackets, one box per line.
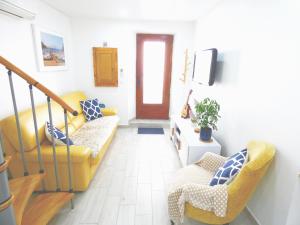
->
[93, 47, 118, 87]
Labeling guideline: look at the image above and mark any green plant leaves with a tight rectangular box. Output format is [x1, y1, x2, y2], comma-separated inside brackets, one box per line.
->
[195, 97, 221, 130]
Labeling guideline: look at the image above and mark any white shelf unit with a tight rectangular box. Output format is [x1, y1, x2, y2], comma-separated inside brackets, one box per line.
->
[170, 115, 221, 167]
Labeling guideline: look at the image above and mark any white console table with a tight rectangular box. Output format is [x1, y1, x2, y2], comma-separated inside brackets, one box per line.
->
[170, 115, 221, 167]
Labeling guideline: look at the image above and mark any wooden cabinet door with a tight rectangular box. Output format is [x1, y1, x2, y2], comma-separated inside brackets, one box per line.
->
[93, 47, 118, 87]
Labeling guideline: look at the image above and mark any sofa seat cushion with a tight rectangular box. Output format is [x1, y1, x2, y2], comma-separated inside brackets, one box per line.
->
[70, 115, 119, 158]
[169, 165, 215, 191]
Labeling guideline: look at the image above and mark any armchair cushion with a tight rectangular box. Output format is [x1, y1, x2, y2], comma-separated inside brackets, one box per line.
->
[196, 152, 227, 172]
[210, 149, 248, 186]
[168, 162, 228, 224]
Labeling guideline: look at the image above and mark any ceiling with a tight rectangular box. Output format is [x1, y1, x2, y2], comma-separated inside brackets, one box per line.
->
[42, 0, 221, 21]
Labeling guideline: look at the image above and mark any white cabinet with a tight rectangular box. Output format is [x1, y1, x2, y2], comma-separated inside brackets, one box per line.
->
[170, 115, 221, 167]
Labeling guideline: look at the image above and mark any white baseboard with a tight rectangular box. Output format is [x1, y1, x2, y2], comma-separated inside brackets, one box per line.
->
[246, 206, 262, 225]
[118, 124, 130, 127]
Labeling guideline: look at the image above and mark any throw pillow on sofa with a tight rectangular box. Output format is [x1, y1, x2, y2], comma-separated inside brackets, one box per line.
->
[209, 149, 248, 186]
[45, 122, 74, 146]
[80, 98, 103, 121]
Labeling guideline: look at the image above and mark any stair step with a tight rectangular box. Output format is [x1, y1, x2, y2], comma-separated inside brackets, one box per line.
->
[9, 174, 45, 225]
[21, 192, 74, 225]
[129, 118, 170, 128]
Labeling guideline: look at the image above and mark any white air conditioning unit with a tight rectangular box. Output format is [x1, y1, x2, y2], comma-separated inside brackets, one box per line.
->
[0, 0, 35, 19]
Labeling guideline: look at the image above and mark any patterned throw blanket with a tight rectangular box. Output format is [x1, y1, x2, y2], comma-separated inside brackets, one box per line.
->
[71, 116, 119, 158]
[168, 152, 228, 224]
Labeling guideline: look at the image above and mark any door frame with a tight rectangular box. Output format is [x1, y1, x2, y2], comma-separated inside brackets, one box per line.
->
[136, 33, 173, 119]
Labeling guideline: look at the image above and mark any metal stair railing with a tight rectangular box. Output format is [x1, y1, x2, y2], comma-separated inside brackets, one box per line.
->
[29, 84, 46, 190]
[7, 70, 29, 177]
[0, 55, 78, 225]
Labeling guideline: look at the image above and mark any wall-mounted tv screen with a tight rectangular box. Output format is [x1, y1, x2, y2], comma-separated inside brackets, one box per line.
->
[193, 48, 218, 86]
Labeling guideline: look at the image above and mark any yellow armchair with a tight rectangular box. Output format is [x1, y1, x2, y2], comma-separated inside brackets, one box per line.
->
[184, 141, 275, 224]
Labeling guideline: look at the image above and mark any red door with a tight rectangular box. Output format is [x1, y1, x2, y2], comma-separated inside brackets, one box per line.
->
[136, 33, 173, 119]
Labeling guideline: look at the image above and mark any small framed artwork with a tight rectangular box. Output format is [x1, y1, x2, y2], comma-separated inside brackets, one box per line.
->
[32, 25, 68, 71]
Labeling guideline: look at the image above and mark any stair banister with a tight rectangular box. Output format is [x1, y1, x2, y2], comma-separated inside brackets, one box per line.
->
[0, 56, 78, 116]
[64, 110, 74, 208]
[47, 97, 61, 191]
[7, 70, 29, 176]
[29, 84, 46, 191]
[0, 55, 76, 209]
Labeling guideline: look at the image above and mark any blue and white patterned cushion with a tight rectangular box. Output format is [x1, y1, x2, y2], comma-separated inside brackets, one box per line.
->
[45, 122, 74, 146]
[80, 99, 103, 121]
[210, 149, 248, 186]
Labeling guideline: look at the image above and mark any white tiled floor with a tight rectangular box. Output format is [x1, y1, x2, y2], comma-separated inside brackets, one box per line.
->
[49, 127, 255, 225]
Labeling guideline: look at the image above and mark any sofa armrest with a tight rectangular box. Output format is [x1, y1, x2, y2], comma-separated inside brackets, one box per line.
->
[23, 144, 92, 163]
[196, 152, 227, 172]
[101, 107, 117, 116]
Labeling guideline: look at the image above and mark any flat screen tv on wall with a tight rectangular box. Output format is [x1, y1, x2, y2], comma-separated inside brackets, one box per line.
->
[192, 48, 218, 86]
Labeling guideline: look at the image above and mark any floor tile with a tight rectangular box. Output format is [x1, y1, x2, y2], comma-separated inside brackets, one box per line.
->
[117, 205, 135, 225]
[51, 127, 183, 225]
[136, 183, 152, 215]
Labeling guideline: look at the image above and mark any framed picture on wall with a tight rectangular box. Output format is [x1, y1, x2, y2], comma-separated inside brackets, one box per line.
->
[32, 25, 68, 71]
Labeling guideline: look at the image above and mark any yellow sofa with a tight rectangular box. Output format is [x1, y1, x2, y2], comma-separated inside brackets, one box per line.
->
[0, 91, 119, 191]
[185, 141, 275, 224]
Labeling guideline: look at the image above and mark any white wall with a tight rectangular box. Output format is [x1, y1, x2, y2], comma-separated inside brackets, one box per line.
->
[71, 18, 194, 125]
[286, 177, 300, 225]
[0, 0, 77, 119]
[193, 0, 300, 224]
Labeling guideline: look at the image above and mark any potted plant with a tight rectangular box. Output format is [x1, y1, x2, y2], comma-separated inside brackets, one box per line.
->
[195, 98, 221, 141]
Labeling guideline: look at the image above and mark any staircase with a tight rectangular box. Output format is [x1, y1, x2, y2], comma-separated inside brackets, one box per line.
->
[129, 118, 170, 128]
[0, 56, 77, 225]
[9, 170, 73, 225]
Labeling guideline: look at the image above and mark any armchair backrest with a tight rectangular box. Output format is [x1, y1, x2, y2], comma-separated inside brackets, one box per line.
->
[226, 141, 276, 220]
